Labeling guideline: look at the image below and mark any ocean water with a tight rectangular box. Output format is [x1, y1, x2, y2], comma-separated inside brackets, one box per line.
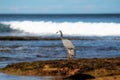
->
[0, 14, 120, 80]
[0, 14, 120, 36]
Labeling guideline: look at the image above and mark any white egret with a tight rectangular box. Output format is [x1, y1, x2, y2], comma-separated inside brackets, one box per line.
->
[56, 30, 75, 60]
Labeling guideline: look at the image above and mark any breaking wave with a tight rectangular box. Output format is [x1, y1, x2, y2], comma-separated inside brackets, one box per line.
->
[0, 23, 17, 32]
[1, 21, 120, 36]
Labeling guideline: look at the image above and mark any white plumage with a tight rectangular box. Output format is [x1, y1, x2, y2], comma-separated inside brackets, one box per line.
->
[61, 39, 75, 49]
[56, 30, 75, 60]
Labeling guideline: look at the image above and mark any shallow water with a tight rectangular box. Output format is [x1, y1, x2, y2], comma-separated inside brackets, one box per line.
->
[0, 73, 54, 80]
[0, 37, 120, 66]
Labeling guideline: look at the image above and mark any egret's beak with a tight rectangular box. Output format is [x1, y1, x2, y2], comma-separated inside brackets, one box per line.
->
[56, 32, 58, 34]
[56, 30, 63, 38]
[56, 31, 59, 34]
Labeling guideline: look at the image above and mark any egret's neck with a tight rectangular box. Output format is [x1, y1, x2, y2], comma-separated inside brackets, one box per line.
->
[59, 31, 63, 38]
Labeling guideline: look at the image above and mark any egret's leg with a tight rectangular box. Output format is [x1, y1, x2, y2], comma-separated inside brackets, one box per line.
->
[70, 49, 74, 59]
[67, 49, 71, 60]
[68, 54, 70, 60]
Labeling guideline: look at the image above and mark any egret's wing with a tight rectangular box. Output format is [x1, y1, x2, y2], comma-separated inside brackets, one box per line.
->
[62, 39, 75, 49]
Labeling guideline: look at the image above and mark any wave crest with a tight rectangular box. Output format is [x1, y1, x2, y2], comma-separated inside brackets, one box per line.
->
[1, 21, 120, 36]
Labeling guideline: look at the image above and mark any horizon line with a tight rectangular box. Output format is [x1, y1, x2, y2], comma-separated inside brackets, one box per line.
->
[0, 13, 120, 15]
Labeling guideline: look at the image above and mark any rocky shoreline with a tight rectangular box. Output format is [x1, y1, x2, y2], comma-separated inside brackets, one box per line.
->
[0, 36, 103, 40]
[0, 58, 120, 80]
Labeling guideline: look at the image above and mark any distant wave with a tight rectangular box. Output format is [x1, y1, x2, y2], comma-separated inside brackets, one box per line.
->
[1, 21, 120, 36]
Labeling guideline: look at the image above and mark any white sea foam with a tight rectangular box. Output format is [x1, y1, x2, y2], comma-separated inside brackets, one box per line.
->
[2, 21, 120, 36]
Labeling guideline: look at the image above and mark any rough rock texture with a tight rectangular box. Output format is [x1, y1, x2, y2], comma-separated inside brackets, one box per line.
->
[0, 58, 120, 80]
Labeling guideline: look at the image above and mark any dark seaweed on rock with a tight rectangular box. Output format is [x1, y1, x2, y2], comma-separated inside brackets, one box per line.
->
[0, 35, 110, 41]
[0, 36, 60, 40]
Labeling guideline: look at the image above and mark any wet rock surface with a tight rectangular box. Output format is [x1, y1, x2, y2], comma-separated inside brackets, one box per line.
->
[0, 58, 120, 80]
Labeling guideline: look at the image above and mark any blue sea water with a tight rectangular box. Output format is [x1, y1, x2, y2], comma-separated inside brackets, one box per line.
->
[0, 14, 120, 36]
[0, 14, 120, 80]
